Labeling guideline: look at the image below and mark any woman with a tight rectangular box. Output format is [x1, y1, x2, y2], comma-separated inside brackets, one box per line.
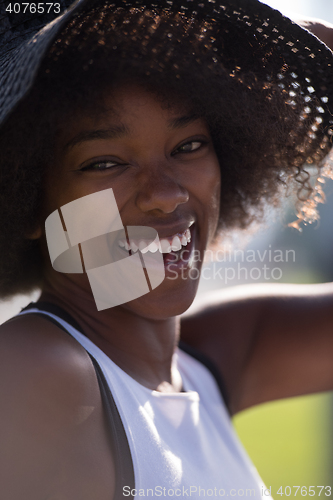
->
[0, 1, 333, 499]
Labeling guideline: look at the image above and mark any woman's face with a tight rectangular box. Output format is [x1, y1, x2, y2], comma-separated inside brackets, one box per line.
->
[42, 84, 221, 318]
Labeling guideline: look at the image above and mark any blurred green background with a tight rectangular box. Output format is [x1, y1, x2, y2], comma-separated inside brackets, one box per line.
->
[234, 394, 333, 497]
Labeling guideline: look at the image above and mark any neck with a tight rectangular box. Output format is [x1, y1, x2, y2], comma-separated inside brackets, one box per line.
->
[39, 271, 182, 392]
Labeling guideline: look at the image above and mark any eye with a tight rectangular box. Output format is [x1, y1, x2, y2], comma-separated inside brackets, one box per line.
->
[173, 140, 207, 155]
[79, 160, 122, 172]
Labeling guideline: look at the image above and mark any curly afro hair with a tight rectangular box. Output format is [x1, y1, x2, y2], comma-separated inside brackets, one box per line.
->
[0, 5, 330, 298]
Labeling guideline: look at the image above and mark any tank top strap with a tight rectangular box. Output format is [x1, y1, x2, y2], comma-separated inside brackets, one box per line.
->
[22, 301, 230, 411]
[6, 302, 136, 500]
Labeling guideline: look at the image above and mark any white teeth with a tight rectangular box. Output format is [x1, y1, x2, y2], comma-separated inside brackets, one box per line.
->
[139, 240, 147, 252]
[131, 241, 138, 252]
[160, 239, 172, 253]
[147, 241, 159, 253]
[138, 240, 159, 253]
[171, 235, 182, 251]
[119, 226, 193, 254]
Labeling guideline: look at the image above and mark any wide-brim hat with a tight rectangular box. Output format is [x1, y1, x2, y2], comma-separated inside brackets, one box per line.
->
[0, 0, 333, 151]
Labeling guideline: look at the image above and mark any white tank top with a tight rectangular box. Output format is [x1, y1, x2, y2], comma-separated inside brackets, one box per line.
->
[19, 307, 267, 499]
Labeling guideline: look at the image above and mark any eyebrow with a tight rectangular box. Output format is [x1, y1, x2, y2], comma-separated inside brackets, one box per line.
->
[63, 124, 130, 152]
[63, 114, 200, 152]
[167, 114, 199, 129]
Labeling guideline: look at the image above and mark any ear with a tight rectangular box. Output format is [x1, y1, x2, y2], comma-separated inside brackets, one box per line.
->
[27, 225, 42, 240]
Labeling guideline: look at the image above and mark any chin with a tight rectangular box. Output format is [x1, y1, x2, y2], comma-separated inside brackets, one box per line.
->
[122, 274, 200, 320]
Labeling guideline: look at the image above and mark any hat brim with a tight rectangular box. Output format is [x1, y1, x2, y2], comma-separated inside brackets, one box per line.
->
[0, 0, 332, 145]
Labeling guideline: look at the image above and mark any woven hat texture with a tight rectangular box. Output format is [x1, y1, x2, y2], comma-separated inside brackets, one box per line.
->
[0, 0, 333, 152]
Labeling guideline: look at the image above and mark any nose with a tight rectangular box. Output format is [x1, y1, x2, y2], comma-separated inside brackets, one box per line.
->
[135, 165, 189, 214]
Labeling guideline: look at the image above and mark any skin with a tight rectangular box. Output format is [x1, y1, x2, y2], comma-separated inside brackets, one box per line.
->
[0, 84, 221, 499]
[1, 21, 333, 500]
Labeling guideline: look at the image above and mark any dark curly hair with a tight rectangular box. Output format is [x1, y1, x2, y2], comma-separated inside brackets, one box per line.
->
[0, 5, 329, 298]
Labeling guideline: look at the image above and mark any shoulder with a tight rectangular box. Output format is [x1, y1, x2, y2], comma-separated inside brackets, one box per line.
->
[0, 312, 103, 448]
[0, 312, 99, 412]
[0, 313, 115, 499]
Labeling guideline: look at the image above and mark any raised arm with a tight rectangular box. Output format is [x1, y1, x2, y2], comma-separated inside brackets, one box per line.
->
[181, 283, 333, 415]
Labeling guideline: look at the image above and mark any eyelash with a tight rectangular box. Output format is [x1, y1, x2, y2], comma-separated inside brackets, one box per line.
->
[79, 139, 207, 172]
[172, 140, 207, 155]
[80, 160, 120, 172]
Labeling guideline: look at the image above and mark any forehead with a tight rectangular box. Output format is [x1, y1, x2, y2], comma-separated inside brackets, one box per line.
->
[59, 83, 207, 152]
[97, 83, 195, 122]
[101, 84, 189, 120]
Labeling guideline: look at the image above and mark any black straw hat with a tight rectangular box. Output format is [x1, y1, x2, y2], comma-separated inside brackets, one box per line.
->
[1, 0, 333, 150]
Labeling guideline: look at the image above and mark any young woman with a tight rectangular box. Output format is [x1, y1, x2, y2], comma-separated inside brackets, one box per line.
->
[1, 1, 333, 499]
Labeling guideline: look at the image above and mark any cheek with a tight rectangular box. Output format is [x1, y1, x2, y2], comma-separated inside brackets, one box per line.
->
[189, 158, 221, 216]
[208, 161, 221, 208]
[195, 159, 221, 246]
[42, 172, 118, 220]
[206, 164, 221, 233]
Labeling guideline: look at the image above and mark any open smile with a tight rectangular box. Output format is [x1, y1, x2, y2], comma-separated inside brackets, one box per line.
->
[118, 226, 192, 254]
[116, 221, 197, 275]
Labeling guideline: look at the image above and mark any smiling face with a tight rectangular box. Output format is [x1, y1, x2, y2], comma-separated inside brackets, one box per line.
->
[41, 84, 221, 318]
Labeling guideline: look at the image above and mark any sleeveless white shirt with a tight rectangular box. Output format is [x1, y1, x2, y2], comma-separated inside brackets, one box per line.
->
[20, 308, 267, 499]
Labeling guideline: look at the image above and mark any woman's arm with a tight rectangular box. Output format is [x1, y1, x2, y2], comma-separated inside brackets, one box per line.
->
[181, 283, 333, 415]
